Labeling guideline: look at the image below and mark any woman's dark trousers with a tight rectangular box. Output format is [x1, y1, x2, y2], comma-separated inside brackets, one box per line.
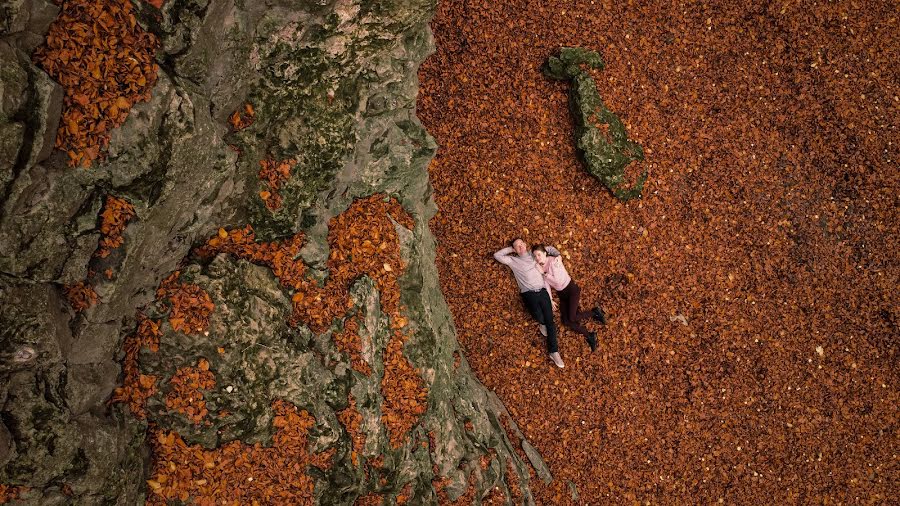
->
[557, 281, 592, 338]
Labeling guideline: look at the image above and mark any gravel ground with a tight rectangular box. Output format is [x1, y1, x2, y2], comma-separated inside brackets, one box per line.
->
[417, 0, 898, 502]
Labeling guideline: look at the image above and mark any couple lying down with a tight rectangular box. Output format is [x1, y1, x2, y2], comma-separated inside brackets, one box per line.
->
[494, 238, 607, 368]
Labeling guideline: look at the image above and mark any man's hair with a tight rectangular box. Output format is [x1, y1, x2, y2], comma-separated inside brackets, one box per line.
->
[531, 244, 547, 254]
[509, 238, 524, 248]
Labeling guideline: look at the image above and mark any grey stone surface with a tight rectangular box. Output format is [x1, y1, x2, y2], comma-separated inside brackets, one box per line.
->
[18, 51, 62, 167]
[0, 0, 57, 44]
[158, 0, 263, 119]
[0, 162, 97, 282]
[0, 41, 27, 119]
[0, 40, 27, 193]
[0, 0, 551, 502]
[0, 121, 23, 187]
[0, 0, 30, 35]
[0, 20, 61, 182]
[0, 281, 80, 488]
[65, 361, 120, 416]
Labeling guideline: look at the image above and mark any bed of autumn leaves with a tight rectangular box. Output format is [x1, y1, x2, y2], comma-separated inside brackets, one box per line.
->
[147, 400, 334, 505]
[164, 358, 216, 425]
[32, 0, 159, 167]
[418, 0, 898, 503]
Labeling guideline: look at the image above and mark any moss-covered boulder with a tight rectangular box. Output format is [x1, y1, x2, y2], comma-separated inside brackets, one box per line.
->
[544, 47, 648, 200]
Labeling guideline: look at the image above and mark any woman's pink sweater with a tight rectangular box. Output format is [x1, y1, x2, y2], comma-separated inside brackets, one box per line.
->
[539, 246, 571, 291]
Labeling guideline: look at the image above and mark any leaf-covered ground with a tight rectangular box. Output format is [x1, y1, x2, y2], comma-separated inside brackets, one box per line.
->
[418, 0, 898, 502]
[33, 0, 159, 167]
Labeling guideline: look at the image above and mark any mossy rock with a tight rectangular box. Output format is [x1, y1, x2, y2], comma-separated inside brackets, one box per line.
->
[544, 47, 648, 200]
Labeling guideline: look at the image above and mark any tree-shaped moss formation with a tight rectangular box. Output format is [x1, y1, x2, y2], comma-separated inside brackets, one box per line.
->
[544, 47, 647, 200]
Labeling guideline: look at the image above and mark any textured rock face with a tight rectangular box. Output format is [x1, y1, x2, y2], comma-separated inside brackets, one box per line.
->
[0, 0, 546, 504]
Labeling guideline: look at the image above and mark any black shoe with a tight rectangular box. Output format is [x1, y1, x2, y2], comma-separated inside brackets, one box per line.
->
[592, 307, 607, 325]
[587, 332, 597, 352]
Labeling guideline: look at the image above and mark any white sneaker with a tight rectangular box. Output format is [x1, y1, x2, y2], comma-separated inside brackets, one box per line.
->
[549, 352, 565, 368]
[539, 324, 547, 337]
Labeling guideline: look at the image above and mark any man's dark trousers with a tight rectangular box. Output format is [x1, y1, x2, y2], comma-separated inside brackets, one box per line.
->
[520, 288, 558, 353]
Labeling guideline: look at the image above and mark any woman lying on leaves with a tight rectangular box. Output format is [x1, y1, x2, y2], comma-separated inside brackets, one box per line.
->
[532, 244, 607, 353]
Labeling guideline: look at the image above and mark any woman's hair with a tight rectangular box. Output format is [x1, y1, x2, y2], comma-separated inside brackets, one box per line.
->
[531, 244, 547, 254]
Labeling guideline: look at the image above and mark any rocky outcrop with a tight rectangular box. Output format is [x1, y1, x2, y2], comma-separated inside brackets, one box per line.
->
[0, 0, 548, 503]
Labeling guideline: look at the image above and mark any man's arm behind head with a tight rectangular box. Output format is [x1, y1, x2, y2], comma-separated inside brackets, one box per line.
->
[493, 246, 515, 265]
